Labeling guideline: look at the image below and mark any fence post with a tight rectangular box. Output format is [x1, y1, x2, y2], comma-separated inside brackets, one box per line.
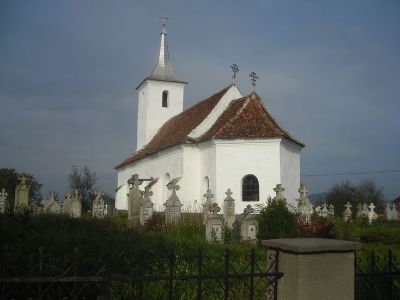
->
[262, 238, 362, 300]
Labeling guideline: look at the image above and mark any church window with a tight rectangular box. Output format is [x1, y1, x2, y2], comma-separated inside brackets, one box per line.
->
[242, 175, 259, 201]
[162, 90, 169, 107]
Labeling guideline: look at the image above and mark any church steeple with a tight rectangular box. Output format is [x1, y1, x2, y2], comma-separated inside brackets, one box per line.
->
[146, 20, 186, 84]
[135, 20, 187, 150]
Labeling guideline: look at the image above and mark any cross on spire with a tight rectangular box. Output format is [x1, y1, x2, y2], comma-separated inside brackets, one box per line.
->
[160, 16, 169, 33]
[230, 64, 239, 84]
[249, 72, 258, 92]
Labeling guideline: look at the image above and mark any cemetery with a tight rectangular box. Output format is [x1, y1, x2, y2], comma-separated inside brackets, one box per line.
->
[1, 172, 399, 299]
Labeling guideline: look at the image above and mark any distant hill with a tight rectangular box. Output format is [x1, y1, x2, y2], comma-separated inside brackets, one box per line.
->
[309, 192, 328, 204]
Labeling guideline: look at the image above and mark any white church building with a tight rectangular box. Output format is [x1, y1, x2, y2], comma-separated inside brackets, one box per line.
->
[115, 24, 304, 213]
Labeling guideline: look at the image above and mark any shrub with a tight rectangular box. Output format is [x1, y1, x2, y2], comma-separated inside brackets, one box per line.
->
[257, 200, 298, 240]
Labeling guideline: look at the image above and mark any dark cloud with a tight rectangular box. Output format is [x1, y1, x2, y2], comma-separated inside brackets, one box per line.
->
[0, 0, 399, 200]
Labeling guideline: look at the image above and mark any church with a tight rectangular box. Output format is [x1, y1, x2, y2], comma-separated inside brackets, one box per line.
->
[115, 23, 304, 213]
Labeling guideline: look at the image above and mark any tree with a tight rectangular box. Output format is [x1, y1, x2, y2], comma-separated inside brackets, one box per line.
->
[67, 165, 97, 212]
[0, 168, 43, 211]
[326, 180, 385, 216]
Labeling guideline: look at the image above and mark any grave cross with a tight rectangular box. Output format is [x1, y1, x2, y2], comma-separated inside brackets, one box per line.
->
[0, 188, 8, 201]
[204, 189, 214, 202]
[167, 177, 181, 192]
[18, 173, 29, 187]
[128, 174, 143, 189]
[368, 203, 375, 211]
[144, 186, 153, 198]
[249, 72, 259, 92]
[344, 202, 352, 210]
[230, 64, 239, 84]
[244, 204, 254, 215]
[298, 184, 308, 198]
[209, 202, 221, 214]
[225, 188, 233, 198]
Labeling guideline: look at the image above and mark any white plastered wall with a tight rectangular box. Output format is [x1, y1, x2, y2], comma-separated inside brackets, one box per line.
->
[137, 80, 185, 150]
[280, 139, 302, 206]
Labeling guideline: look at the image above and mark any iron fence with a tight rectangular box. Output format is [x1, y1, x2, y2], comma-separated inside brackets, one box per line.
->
[355, 250, 400, 300]
[0, 247, 283, 300]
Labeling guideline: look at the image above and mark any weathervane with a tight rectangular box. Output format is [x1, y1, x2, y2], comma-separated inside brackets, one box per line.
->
[230, 64, 239, 84]
[249, 72, 258, 92]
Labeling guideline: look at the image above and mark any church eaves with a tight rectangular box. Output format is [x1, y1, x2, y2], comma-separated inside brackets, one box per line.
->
[137, 24, 186, 89]
[115, 87, 304, 170]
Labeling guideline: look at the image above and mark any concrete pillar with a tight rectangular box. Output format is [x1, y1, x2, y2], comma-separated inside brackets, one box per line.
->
[262, 238, 362, 300]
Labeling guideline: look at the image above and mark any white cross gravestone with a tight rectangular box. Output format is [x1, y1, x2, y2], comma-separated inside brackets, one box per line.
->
[44, 191, 62, 214]
[164, 177, 183, 225]
[384, 203, 399, 221]
[223, 188, 236, 229]
[320, 203, 329, 218]
[92, 188, 106, 219]
[202, 189, 214, 224]
[205, 202, 223, 242]
[241, 205, 258, 243]
[368, 203, 377, 224]
[273, 184, 286, 203]
[296, 184, 313, 222]
[70, 189, 82, 218]
[14, 173, 30, 212]
[140, 185, 154, 226]
[127, 174, 144, 227]
[0, 188, 8, 214]
[343, 202, 352, 222]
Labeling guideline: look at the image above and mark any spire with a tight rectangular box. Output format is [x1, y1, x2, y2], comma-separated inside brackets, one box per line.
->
[147, 19, 186, 84]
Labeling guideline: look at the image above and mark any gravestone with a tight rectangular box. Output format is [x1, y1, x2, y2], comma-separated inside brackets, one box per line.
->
[328, 204, 335, 217]
[62, 192, 72, 214]
[202, 189, 214, 224]
[140, 185, 154, 226]
[273, 184, 286, 203]
[30, 201, 41, 214]
[0, 188, 8, 214]
[223, 188, 236, 229]
[92, 188, 106, 219]
[368, 203, 377, 224]
[320, 203, 329, 218]
[314, 205, 321, 216]
[44, 191, 62, 214]
[343, 202, 352, 222]
[164, 177, 183, 225]
[240, 205, 258, 243]
[193, 200, 200, 213]
[384, 202, 399, 221]
[358, 203, 369, 219]
[205, 202, 223, 242]
[14, 173, 30, 212]
[127, 174, 144, 227]
[296, 184, 313, 222]
[70, 189, 82, 218]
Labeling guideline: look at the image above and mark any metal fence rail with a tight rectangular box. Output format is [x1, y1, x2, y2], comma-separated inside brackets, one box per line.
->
[0, 247, 283, 300]
[355, 250, 400, 300]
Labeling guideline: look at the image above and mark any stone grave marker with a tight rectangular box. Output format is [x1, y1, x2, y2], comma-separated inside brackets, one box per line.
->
[14, 173, 30, 212]
[385, 203, 399, 221]
[368, 203, 377, 224]
[320, 203, 329, 218]
[296, 184, 313, 222]
[223, 188, 235, 229]
[202, 189, 214, 224]
[92, 188, 106, 219]
[164, 177, 183, 225]
[62, 192, 72, 215]
[140, 185, 154, 226]
[343, 202, 352, 222]
[241, 205, 258, 243]
[127, 174, 144, 227]
[328, 204, 335, 217]
[273, 184, 286, 203]
[70, 189, 82, 218]
[0, 188, 8, 214]
[44, 191, 62, 214]
[206, 202, 223, 242]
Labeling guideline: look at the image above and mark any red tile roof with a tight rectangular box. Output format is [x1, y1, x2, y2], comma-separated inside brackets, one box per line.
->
[116, 88, 304, 169]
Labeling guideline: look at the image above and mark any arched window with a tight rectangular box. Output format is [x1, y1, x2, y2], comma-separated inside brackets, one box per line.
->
[242, 175, 259, 201]
[162, 90, 168, 107]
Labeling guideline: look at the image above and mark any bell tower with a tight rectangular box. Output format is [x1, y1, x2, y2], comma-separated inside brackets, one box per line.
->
[136, 19, 187, 150]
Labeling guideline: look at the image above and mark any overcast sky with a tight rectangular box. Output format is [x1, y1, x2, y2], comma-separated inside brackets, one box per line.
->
[1, 0, 399, 200]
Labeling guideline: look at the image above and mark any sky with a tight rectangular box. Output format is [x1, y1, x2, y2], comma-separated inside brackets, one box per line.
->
[0, 0, 399, 201]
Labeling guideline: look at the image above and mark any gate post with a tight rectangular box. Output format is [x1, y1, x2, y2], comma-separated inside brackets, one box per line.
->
[262, 238, 362, 300]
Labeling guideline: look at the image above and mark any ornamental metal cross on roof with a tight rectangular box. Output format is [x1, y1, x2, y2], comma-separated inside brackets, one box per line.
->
[160, 16, 169, 26]
[230, 64, 239, 84]
[249, 72, 258, 92]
